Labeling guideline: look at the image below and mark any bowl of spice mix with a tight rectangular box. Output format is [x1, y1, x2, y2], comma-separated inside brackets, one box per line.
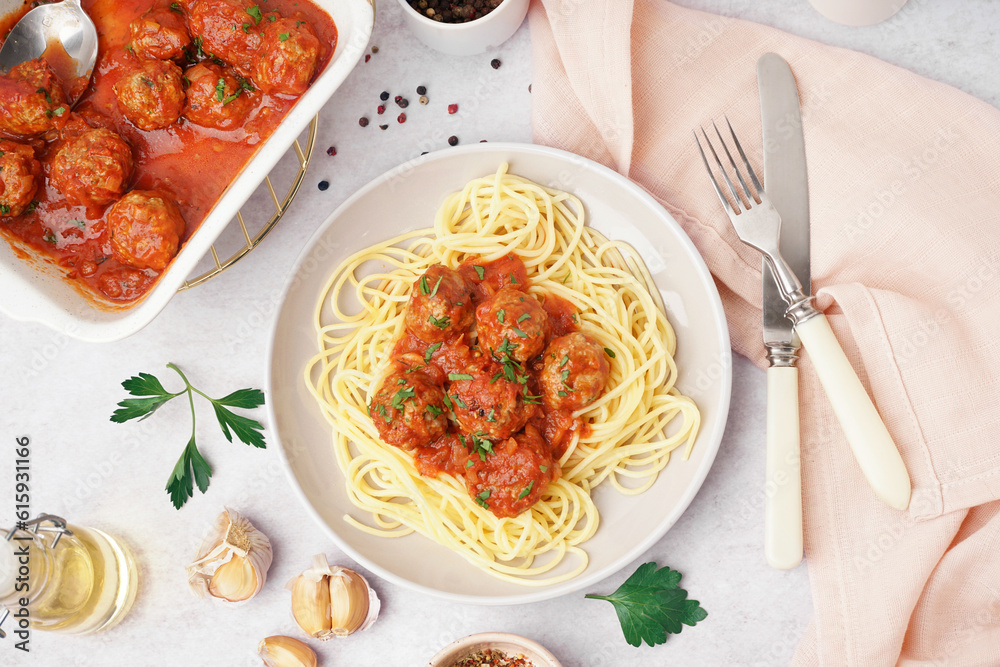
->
[396, 0, 529, 55]
[428, 632, 562, 667]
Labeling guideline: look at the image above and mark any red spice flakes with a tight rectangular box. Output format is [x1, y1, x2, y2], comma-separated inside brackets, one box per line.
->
[326, 146, 336, 156]
[364, 54, 371, 63]
[397, 113, 406, 124]
[452, 648, 535, 667]
[448, 103, 458, 114]
[377, 104, 386, 115]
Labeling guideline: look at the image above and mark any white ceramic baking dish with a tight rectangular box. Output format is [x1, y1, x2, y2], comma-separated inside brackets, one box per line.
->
[0, 0, 374, 342]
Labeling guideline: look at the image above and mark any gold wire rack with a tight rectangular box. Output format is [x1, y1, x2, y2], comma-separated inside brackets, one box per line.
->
[178, 116, 319, 290]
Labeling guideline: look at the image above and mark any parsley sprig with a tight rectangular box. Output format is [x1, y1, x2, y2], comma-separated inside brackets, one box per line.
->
[110, 363, 266, 509]
[585, 562, 707, 647]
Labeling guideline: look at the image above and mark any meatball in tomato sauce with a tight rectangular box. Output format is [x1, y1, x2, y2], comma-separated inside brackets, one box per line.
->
[183, 62, 256, 130]
[252, 15, 321, 95]
[130, 4, 192, 61]
[187, 0, 264, 75]
[448, 360, 533, 441]
[107, 190, 186, 271]
[50, 127, 134, 208]
[370, 367, 449, 450]
[113, 60, 185, 131]
[540, 333, 611, 411]
[0, 141, 42, 217]
[476, 288, 550, 363]
[464, 425, 557, 518]
[0, 59, 68, 139]
[404, 264, 476, 343]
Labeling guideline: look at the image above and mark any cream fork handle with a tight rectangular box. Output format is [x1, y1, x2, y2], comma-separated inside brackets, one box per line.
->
[765, 366, 803, 569]
[795, 314, 912, 510]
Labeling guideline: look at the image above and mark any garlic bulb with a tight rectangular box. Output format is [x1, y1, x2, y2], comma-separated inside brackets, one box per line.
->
[287, 554, 380, 640]
[186, 507, 272, 604]
[257, 636, 317, 667]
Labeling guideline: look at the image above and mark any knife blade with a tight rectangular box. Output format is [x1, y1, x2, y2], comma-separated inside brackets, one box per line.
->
[758, 52, 807, 570]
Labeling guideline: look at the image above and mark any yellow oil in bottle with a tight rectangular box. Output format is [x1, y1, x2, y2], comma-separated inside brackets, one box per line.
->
[2, 523, 138, 635]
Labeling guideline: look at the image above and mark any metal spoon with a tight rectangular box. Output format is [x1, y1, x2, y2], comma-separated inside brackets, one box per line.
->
[0, 0, 98, 105]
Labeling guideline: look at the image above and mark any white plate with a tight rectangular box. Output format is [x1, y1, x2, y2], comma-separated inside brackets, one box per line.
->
[0, 0, 374, 342]
[267, 143, 732, 604]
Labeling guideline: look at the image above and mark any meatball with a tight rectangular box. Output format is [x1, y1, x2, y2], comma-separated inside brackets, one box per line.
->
[403, 264, 476, 343]
[370, 367, 449, 450]
[463, 425, 557, 518]
[107, 190, 186, 271]
[449, 359, 533, 441]
[0, 59, 69, 139]
[130, 4, 192, 61]
[182, 62, 256, 130]
[187, 0, 264, 74]
[113, 60, 185, 130]
[540, 333, 611, 411]
[0, 141, 42, 217]
[476, 288, 550, 363]
[252, 15, 321, 95]
[50, 128, 134, 208]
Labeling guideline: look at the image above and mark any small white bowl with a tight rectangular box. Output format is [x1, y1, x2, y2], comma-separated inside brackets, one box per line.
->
[395, 0, 529, 56]
[428, 632, 562, 667]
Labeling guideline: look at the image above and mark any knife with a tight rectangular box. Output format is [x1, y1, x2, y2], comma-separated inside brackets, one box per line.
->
[758, 53, 806, 570]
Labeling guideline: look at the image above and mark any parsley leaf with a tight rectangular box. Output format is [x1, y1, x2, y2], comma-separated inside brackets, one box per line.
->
[585, 562, 707, 647]
[110, 363, 267, 509]
[517, 480, 534, 499]
[605, 347, 616, 358]
[428, 314, 450, 329]
[424, 342, 442, 362]
[473, 265, 485, 280]
[448, 373, 474, 381]
[246, 4, 263, 23]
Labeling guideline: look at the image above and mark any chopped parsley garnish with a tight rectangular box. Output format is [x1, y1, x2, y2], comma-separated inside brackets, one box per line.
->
[403, 364, 424, 373]
[169, 2, 183, 12]
[429, 276, 443, 297]
[475, 489, 491, 509]
[560, 354, 569, 368]
[241, 22, 250, 33]
[396, 378, 406, 385]
[428, 314, 450, 330]
[517, 313, 531, 323]
[487, 408, 496, 422]
[25, 200, 39, 214]
[511, 327, 528, 338]
[465, 459, 474, 468]
[539, 465, 548, 472]
[391, 386, 415, 410]
[268, 14, 277, 21]
[426, 405, 443, 417]
[562, 271, 571, 283]
[496, 308, 505, 323]
[41, 230, 56, 243]
[605, 347, 616, 358]
[246, 4, 263, 23]
[489, 371, 503, 384]
[523, 393, 542, 405]
[572, 313, 579, 323]
[125, 43, 135, 55]
[420, 276, 429, 295]
[448, 373, 474, 381]
[36, 86, 52, 104]
[517, 481, 534, 500]
[69, 219, 85, 229]
[278, 31, 290, 41]
[215, 77, 226, 102]
[473, 265, 485, 280]
[469, 432, 493, 460]
[510, 273, 518, 284]
[451, 393, 467, 409]
[424, 342, 442, 362]
[557, 390, 568, 397]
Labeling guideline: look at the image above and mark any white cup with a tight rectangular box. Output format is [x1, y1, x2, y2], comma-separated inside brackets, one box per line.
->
[395, 0, 530, 56]
[808, 0, 910, 26]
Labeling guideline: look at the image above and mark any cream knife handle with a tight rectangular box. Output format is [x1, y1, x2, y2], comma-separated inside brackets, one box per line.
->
[795, 314, 912, 510]
[765, 365, 803, 570]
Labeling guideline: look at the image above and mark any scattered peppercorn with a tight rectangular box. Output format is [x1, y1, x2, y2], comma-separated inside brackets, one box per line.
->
[397, 97, 409, 108]
[528, 84, 532, 93]
[380, 90, 389, 101]
[421, 151, 428, 155]
[379, 124, 388, 130]
[448, 103, 458, 114]
[318, 180, 329, 191]
[491, 58, 501, 69]
[480, 139, 487, 143]
[371, 45, 379, 53]
[364, 54, 370, 63]
[326, 146, 336, 156]
[394, 95, 402, 104]
[359, 116, 369, 127]
[416, 85, 427, 95]
[377, 104, 386, 115]
[448, 135, 458, 146]
[397, 113, 406, 123]
[419, 95, 429, 105]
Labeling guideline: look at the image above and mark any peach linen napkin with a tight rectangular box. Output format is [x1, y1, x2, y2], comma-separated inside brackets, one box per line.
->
[528, 1, 1000, 664]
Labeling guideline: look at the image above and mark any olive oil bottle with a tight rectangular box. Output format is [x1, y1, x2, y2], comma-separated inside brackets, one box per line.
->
[0, 515, 138, 636]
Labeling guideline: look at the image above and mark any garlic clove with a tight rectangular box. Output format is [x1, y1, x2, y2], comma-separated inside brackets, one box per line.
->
[291, 570, 333, 639]
[257, 635, 317, 667]
[287, 555, 379, 640]
[186, 508, 272, 604]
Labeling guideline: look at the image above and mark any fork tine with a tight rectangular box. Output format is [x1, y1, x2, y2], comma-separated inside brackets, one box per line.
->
[725, 115, 764, 195]
[698, 126, 745, 212]
[712, 120, 756, 204]
[693, 129, 736, 218]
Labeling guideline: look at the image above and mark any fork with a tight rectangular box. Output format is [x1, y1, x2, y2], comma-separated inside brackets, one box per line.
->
[695, 118, 912, 511]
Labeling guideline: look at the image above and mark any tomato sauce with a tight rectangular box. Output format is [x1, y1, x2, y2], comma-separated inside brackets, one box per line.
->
[0, 0, 337, 303]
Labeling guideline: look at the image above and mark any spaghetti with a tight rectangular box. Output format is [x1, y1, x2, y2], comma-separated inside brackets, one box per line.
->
[305, 164, 701, 584]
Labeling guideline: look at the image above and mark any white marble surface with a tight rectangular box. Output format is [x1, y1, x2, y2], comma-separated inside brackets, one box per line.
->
[1, 0, 997, 664]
